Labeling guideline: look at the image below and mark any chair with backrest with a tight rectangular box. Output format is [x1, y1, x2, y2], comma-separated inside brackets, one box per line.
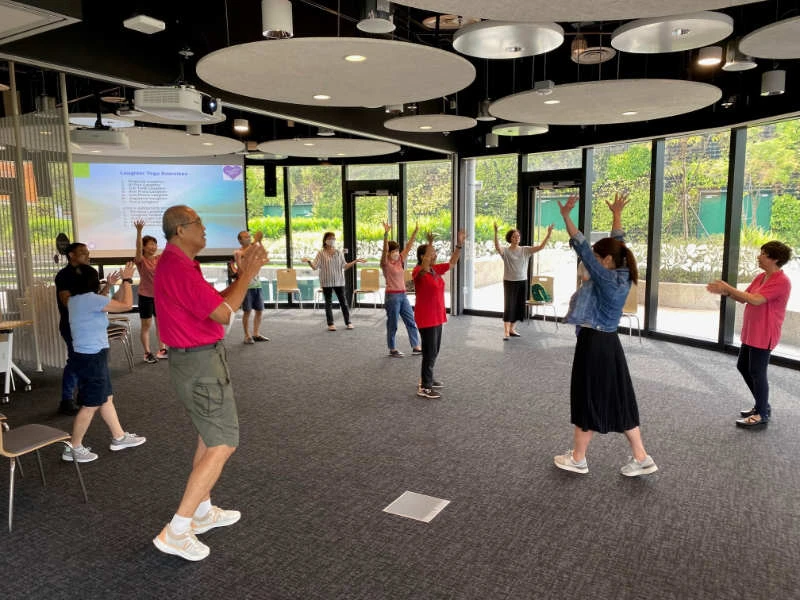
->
[0, 412, 88, 532]
[351, 268, 382, 310]
[107, 318, 134, 371]
[526, 275, 558, 329]
[404, 268, 416, 296]
[619, 283, 642, 344]
[275, 269, 304, 309]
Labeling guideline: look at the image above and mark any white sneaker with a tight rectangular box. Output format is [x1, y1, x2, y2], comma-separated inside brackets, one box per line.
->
[109, 432, 146, 451]
[620, 455, 658, 477]
[62, 445, 98, 463]
[553, 450, 588, 474]
[192, 506, 241, 534]
[153, 524, 210, 561]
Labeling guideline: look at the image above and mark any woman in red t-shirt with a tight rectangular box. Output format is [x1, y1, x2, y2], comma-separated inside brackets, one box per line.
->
[707, 240, 792, 428]
[412, 229, 466, 399]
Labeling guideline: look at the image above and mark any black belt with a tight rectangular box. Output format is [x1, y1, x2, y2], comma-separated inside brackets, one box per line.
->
[172, 342, 219, 353]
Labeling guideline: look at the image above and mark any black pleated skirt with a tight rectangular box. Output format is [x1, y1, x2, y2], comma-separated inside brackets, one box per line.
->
[503, 279, 527, 323]
[570, 327, 640, 434]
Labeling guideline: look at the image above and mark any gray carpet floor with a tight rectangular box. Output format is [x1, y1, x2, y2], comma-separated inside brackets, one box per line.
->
[1, 310, 799, 600]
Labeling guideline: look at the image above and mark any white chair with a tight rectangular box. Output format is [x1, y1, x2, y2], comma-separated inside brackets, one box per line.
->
[351, 268, 382, 310]
[527, 275, 558, 329]
[619, 283, 642, 344]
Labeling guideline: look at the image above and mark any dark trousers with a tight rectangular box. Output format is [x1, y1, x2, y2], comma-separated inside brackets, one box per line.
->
[737, 344, 772, 420]
[419, 324, 442, 389]
[60, 334, 79, 404]
[322, 286, 351, 326]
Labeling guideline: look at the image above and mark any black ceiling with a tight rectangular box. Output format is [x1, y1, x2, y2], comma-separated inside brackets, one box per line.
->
[2, 0, 800, 163]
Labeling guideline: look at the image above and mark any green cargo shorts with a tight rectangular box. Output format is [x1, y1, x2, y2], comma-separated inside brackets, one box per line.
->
[169, 342, 239, 447]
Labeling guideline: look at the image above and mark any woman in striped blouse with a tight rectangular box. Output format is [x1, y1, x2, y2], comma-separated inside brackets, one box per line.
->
[303, 231, 365, 331]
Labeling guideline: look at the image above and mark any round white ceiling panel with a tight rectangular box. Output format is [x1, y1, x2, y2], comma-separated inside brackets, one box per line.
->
[611, 11, 733, 53]
[197, 38, 475, 107]
[491, 122, 549, 136]
[384, 114, 476, 132]
[73, 128, 244, 157]
[739, 16, 800, 59]
[132, 111, 227, 126]
[69, 113, 134, 128]
[257, 138, 401, 158]
[390, 0, 753, 22]
[452, 21, 564, 59]
[489, 79, 722, 125]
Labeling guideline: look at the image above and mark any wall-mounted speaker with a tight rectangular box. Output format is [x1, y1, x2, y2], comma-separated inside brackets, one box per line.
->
[264, 163, 277, 197]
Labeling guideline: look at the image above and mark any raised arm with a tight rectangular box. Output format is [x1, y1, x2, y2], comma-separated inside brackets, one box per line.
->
[557, 195, 580, 238]
[402, 223, 419, 258]
[380, 221, 391, 267]
[605, 192, 629, 232]
[532, 223, 554, 252]
[420, 231, 436, 272]
[134, 219, 145, 261]
[493, 222, 503, 255]
[103, 262, 136, 312]
[449, 229, 466, 266]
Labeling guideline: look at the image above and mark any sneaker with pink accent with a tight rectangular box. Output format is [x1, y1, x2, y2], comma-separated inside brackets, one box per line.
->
[191, 506, 241, 534]
[153, 524, 210, 561]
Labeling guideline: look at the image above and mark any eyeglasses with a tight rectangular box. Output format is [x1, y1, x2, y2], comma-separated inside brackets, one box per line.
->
[180, 219, 203, 228]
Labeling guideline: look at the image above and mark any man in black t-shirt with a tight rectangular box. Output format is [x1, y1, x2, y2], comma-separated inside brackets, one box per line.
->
[54, 243, 118, 415]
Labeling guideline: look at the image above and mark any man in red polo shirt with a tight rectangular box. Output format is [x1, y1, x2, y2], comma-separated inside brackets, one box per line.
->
[152, 204, 267, 562]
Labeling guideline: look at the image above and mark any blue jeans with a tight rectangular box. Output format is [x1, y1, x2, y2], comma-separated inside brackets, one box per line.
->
[737, 344, 772, 420]
[61, 335, 79, 403]
[384, 292, 420, 350]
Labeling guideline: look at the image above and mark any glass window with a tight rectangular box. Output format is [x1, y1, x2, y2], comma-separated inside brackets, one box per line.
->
[656, 131, 730, 340]
[346, 164, 399, 180]
[406, 160, 453, 306]
[462, 155, 517, 311]
[245, 164, 286, 303]
[592, 142, 652, 328]
[738, 119, 800, 360]
[288, 165, 343, 301]
[523, 149, 582, 172]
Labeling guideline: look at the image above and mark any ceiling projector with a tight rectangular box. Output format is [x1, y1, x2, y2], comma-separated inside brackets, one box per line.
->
[70, 128, 130, 150]
[134, 86, 223, 123]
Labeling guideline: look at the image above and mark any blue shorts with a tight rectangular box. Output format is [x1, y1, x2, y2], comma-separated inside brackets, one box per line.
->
[242, 287, 264, 312]
[72, 348, 112, 407]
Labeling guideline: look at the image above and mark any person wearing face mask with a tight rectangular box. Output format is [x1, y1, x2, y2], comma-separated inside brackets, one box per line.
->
[380, 221, 421, 357]
[493, 222, 554, 340]
[303, 232, 365, 331]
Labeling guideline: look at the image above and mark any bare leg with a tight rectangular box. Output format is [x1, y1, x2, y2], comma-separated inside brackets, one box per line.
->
[175, 436, 236, 518]
[242, 310, 252, 339]
[252, 310, 263, 337]
[98, 396, 125, 439]
[140, 317, 153, 354]
[154, 319, 165, 352]
[623, 427, 648, 462]
[70, 405, 99, 447]
[571, 427, 594, 462]
[503, 321, 511, 336]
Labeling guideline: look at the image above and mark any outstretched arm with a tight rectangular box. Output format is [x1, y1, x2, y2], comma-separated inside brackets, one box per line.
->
[493, 222, 503, 255]
[449, 229, 466, 266]
[380, 221, 391, 267]
[532, 224, 554, 252]
[557, 195, 580, 238]
[134, 219, 144, 261]
[420, 232, 436, 272]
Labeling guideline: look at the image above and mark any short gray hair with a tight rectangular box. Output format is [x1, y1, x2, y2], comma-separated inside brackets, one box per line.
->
[162, 205, 191, 240]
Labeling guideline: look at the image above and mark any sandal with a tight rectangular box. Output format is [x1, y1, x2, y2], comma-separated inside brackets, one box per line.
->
[735, 414, 767, 428]
[327, 325, 336, 331]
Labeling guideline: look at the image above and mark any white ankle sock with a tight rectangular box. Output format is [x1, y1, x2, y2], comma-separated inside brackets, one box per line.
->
[169, 514, 193, 534]
[194, 499, 212, 519]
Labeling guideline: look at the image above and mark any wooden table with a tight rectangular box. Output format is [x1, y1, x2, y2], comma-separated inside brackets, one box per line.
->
[0, 320, 33, 404]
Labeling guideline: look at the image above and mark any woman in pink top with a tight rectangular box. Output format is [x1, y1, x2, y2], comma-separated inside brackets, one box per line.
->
[380, 221, 421, 357]
[134, 219, 166, 363]
[707, 241, 792, 428]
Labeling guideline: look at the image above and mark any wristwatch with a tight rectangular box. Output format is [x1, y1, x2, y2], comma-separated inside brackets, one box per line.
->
[122, 278, 133, 284]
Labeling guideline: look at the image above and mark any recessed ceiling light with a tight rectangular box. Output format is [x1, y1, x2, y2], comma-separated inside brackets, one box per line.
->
[622, 111, 638, 116]
[39, 130, 52, 135]
[543, 99, 560, 105]
[344, 54, 366, 62]
[90, 149, 102, 153]
[419, 125, 433, 130]
[335, 152, 346, 156]
[313, 94, 331, 101]
[303, 142, 315, 146]
[202, 142, 214, 146]
[505, 45, 523, 53]
[672, 27, 690, 37]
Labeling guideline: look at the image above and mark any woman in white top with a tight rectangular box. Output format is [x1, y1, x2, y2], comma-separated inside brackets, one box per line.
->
[303, 231, 365, 331]
[493, 222, 553, 340]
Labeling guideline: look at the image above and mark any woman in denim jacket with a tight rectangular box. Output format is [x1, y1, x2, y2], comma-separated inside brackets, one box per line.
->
[553, 193, 658, 477]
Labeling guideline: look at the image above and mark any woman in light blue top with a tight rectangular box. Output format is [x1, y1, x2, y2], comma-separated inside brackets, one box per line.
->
[552, 193, 657, 478]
